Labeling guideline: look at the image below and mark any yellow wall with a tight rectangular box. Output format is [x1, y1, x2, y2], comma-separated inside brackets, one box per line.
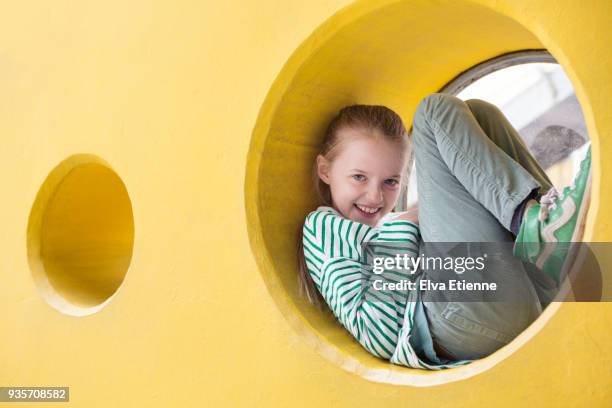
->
[1, 0, 610, 406]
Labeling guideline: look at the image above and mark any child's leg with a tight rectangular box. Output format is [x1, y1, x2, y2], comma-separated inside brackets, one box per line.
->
[411, 93, 547, 360]
[464, 98, 559, 307]
[413, 93, 552, 242]
[463, 98, 560, 308]
[464, 98, 553, 197]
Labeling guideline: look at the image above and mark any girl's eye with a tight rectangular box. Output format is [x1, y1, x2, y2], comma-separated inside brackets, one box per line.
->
[352, 174, 366, 182]
[384, 179, 399, 187]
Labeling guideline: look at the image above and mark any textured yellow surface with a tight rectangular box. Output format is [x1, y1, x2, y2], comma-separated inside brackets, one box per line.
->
[1, 0, 611, 406]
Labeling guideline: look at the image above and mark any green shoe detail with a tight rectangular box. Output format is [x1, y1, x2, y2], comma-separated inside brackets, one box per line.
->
[514, 145, 592, 284]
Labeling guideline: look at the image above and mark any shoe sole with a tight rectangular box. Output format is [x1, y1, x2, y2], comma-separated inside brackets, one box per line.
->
[557, 162, 593, 294]
[571, 164, 592, 242]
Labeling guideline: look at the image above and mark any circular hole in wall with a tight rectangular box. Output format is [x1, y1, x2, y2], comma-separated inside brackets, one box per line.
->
[27, 154, 134, 316]
[245, 0, 596, 386]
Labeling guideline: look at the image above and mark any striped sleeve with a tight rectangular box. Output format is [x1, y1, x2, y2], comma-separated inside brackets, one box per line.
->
[302, 210, 379, 267]
[366, 219, 420, 269]
[378, 220, 420, 244]
[302, 209, 421, 360]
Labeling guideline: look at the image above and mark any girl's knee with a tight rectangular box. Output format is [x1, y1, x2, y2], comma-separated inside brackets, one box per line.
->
[413, 93, 460, 145]
[465, 98, 503, 118]
[415, 93, 463, 122]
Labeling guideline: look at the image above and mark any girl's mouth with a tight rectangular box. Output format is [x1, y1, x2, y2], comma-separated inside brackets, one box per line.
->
[354, 204, 381, 217]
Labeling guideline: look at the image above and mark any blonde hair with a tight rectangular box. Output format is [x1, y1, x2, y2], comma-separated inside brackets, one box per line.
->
[297, 105, 412, 307]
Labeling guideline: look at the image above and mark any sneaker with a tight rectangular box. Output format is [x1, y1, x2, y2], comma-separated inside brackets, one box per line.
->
[513, 145, 592, 284]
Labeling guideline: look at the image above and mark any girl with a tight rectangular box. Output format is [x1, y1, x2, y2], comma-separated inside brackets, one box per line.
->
[298, 94, 591, 369]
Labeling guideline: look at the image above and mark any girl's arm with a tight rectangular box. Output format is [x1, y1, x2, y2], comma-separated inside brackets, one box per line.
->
[303, 208, 419, 264]
[302, 209, 379, 264]
[302, 209, 420, 359]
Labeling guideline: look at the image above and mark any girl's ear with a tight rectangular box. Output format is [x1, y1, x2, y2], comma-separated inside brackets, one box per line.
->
[316, 154, 331, 185]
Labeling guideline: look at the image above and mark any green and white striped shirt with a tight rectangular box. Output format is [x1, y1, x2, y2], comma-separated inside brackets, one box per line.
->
[302, 206, 470, 369]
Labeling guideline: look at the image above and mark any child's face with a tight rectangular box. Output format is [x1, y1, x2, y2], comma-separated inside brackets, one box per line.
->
[317, 129, 408, 227]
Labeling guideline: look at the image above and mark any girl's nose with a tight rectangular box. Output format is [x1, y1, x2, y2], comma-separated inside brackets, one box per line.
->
[366, 185, 384, 204]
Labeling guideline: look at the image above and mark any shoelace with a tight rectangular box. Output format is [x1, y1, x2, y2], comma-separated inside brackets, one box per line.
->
[538, 146, 588, 222]
[538, 187, 560, 221]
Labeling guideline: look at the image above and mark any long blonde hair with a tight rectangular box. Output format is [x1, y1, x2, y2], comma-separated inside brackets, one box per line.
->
[297, 105, 411, 307]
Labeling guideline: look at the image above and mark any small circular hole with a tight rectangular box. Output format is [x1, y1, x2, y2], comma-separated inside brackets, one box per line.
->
[27, 154, 134, 316]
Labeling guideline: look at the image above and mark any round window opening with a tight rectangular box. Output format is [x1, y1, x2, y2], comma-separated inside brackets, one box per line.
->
[245, 1, 596, 386]
[27, 154, 135, 317]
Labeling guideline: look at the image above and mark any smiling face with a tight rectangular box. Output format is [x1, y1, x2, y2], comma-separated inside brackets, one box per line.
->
[317, 128, 408, 227]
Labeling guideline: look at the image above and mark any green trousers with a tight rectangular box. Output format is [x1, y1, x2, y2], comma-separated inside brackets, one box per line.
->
[412, 93, 558, 360]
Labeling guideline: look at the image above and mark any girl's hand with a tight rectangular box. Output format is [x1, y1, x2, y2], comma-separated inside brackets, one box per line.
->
[395, 203, 419, 224]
